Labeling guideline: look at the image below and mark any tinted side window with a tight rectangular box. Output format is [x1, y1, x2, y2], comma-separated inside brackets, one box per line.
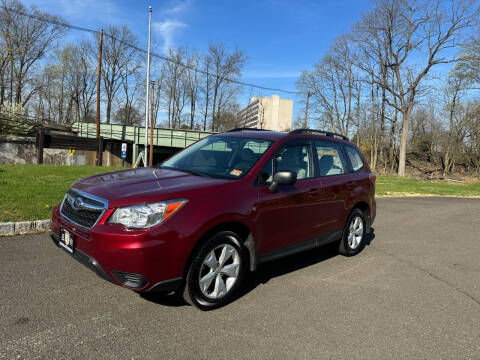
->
[276, 144, 312, 180]
[258, 144, 312, 185]
[345, 145, 364, 172]
[315, 141, 345, 177]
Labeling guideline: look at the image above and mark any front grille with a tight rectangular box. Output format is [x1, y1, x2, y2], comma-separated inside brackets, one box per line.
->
[60, 190, 107, 229]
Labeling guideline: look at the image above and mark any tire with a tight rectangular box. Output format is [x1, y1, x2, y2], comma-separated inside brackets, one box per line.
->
[183, 231, 247, 310]
[338, 208, 367, 256]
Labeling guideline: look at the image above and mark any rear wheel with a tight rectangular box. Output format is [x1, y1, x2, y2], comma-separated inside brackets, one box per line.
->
[339, 208, 366, 256]
[183, 231, 247, 310]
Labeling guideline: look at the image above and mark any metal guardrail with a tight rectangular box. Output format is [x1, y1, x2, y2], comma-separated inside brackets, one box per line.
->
[72, 122, 215, 148]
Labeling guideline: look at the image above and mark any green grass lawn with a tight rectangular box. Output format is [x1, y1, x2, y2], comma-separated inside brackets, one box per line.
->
[376, 175, 480, 197]
[0, 165, 479, 222]
[0, 164, 122, 222]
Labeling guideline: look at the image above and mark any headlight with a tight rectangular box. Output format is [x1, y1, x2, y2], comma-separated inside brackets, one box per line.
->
[108, 199, 187, 228]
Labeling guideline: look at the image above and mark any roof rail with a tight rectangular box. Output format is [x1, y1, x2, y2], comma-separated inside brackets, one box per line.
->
[227, 127, 271, 132]
[289, 128, 349, 141]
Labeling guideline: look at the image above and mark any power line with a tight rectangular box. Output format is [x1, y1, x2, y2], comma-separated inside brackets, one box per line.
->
[0, 5, 98, 34]
[0, 5, 299, 95]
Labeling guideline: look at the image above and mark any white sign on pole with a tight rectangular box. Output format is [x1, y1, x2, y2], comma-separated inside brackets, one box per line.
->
[121, 143, 127, 159]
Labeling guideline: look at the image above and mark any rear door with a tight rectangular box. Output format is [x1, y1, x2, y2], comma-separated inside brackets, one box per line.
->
[255, 141, 321, 254]
[342, 143, 374, 212]
[313, 140, 351, 238]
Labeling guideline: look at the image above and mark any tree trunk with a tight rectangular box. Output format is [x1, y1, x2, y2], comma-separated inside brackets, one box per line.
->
[211, 86, 218, 132]
[190, 90, 195, 129]
[397, 107, 410, 177]
[370, 79, 376, 170]
[9, 59, 13, 104]
[168, 96, 172, 128]
[203, 70, 210, 131]
[65, 97, 73, 124]
[15, 78, 22, 104]
[0, 64, 5, 104]
[106, 99, 111, 124]
[389, 115, 397, 173]
[203, 95, 209, 131]
[443, 152, 450, 176]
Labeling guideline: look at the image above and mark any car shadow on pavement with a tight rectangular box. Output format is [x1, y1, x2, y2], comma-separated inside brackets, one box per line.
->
[140, 229, 375, 308]
[239, 228, 375, 297]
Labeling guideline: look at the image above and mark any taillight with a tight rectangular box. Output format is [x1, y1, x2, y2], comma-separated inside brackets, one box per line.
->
[369, 173, 376, 185]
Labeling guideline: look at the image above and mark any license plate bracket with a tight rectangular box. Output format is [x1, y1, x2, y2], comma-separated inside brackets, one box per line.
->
[59, 228, 75, 253]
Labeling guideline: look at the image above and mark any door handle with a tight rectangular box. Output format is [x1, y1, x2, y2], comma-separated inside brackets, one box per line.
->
[308, 188, 322, 197]
[346, 181, 356, 189]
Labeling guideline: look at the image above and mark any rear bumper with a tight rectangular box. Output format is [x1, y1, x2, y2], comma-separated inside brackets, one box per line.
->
[370, 198, 376, 228]
[365, 198, 376, 233]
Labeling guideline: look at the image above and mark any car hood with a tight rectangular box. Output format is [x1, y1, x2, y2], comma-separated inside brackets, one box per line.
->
[71, 167, 230, 208]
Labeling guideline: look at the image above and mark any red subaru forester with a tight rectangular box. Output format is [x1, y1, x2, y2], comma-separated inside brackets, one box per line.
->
[50, 128, 376, 310]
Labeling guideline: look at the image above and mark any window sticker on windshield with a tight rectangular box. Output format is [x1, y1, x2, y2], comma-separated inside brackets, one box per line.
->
[230, 169, 242, 176]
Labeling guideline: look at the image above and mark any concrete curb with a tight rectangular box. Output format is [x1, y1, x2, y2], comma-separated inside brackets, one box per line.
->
[0, 219, 51, 237]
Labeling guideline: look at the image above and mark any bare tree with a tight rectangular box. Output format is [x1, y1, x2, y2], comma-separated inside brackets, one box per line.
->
[200, 56, 212, 131]
[208, 43, 246, 131]
[0, 28, 9, 104]
[185, 52, 200, 129]
[297, 36, 358, 136]
[98, 25, 138, 124]
[456, 30, 480, 87]
[114, 105, 142, 126]
[214, 80, 242, 130]
[355, 0, 480, 176]
[116, 63, 142, 126]
[152, 72, 164, 127]
[0, 0, 64, 106]
[64, 43, 97, 124]
[162, 48, 186, 128]
[32, 43, 96, 124]
[440, 70, 474, 174]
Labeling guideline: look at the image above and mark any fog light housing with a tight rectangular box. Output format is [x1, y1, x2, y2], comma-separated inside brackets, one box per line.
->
[111, 270, 148, 289]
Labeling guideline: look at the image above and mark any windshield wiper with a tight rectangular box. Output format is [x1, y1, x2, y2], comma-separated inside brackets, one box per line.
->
[160, 165, 208, 177]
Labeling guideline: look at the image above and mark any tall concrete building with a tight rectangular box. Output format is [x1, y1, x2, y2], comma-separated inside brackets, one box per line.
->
[237, 95, 293, 132]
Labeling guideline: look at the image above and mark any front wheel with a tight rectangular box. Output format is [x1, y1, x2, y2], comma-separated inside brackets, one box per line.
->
[183, 231, 247, 310]
[339, 208, 366, 256]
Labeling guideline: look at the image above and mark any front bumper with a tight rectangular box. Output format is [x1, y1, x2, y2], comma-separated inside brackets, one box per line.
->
[50, 232, 116, 285]
[50, 205, 184, 293]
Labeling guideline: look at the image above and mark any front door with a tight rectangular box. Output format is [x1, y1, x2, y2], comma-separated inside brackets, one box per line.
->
[254, 142, 321, 254]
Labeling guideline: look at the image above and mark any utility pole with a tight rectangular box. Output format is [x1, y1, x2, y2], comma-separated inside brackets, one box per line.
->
[143, 6, 152, 167]
[95, 29, 103, 166]
[149, 81, 155, 166]
[303, 90, 310, 129]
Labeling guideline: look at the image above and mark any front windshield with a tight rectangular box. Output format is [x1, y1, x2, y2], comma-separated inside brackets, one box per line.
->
[161, 135, 274, 180]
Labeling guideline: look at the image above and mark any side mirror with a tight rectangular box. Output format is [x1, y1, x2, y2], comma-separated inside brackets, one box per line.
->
[269, 171, 297, 192]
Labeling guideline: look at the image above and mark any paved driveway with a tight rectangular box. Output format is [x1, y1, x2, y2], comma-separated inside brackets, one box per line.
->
[1, 198, 479, 359]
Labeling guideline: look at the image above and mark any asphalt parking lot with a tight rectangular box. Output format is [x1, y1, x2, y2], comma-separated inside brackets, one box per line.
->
[1, 197, 479, 359]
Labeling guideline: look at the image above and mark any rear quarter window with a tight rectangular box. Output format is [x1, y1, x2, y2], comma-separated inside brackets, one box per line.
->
[345, 145, 364, 172]
[315, 141, 346, 177]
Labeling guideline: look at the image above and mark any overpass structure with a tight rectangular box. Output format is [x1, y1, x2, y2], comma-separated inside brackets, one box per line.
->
[72, 122, 215, 164]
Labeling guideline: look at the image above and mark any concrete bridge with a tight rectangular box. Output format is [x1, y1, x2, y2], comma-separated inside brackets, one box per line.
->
[72, 122, 215, 164]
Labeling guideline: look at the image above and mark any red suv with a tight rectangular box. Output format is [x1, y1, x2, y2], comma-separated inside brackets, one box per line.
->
[50, 128, 376, 310]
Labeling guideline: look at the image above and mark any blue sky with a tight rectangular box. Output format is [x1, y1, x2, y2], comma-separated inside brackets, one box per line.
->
[23, 0, 374, 116]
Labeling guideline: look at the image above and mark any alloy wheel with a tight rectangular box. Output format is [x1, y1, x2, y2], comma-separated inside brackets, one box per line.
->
[347, 216, 363, 249]
[198, 243, 241, 299]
